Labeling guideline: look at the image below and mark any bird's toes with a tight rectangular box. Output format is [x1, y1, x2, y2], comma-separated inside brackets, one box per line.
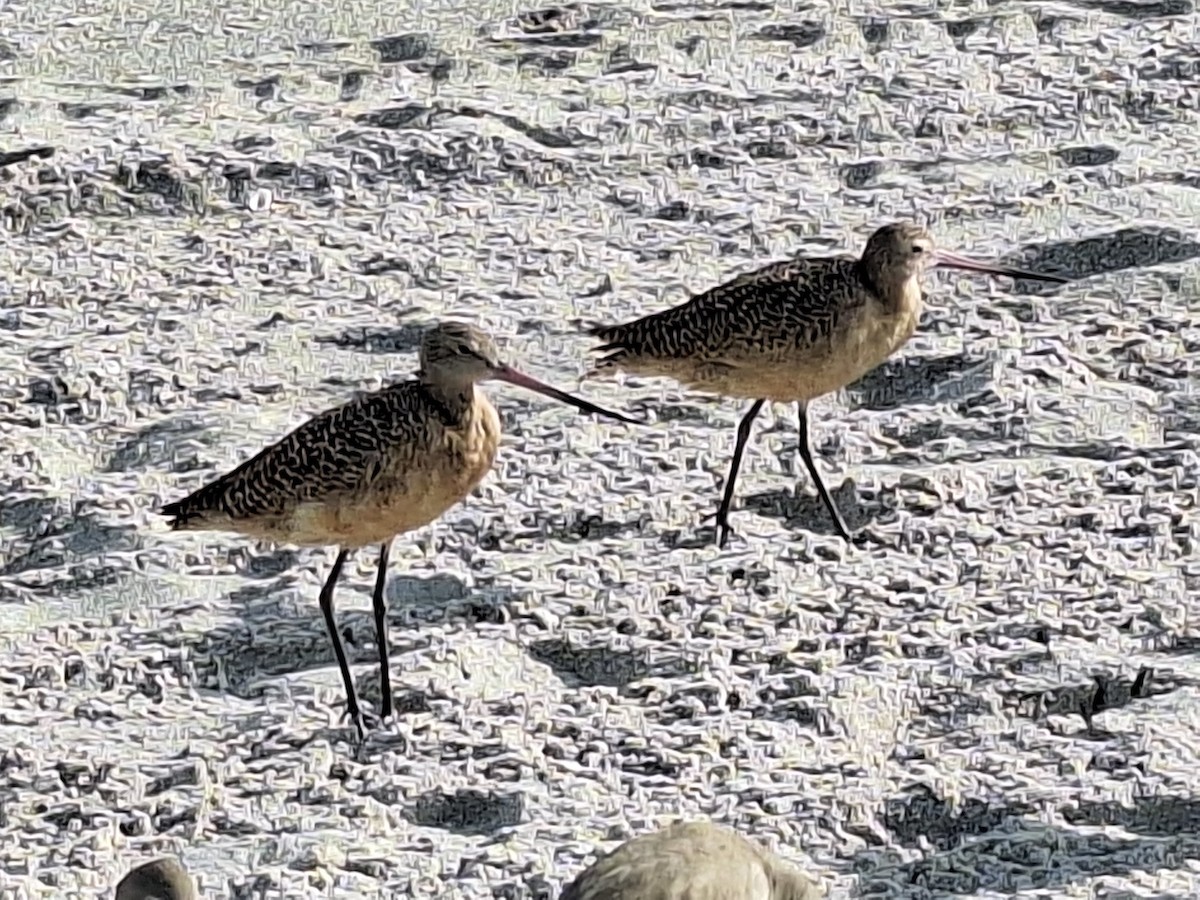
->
[696, 505, 744, 549]
[340, 707, 386, 743]
[833, 524, 856, 543]
[714, 520, 743, 549]
[848, 525, 887, 550]
[362, 709, 387, 730]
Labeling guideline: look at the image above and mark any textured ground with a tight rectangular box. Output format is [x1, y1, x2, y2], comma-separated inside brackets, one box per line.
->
[2, 0, 1200, 896]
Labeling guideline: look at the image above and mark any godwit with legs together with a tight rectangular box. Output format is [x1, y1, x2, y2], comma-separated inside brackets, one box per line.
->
[114, 858, 195, 900]
[586, 222, 1068, 546]
[559, 820, 824, 900]
[160, 321, 640, 742]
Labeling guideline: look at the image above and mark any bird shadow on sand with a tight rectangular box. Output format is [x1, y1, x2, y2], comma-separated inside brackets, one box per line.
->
[1058, 0, 1193, 19]
[102, 415, 213, 474]
[1004, 225, 1200, 296]
[181, 570, 523, 703]
[997, 665, 1181, 734]
[220, 544, 302, 579]
[527, 637, 695, 690]
[505, 510, 654, 545]
[658, 481, 887, 550]
[741, 479, 888, 539]
[845, 351, 992, 412]
[313, 323, 426, 355]
[0, 495, 141, 598]
[405, 787, 526, 836]
[846, 788, 1200, 897]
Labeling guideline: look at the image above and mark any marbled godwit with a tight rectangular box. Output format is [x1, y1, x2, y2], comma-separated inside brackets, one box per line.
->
[160, 321, 639, 741]
[559, 820, 823, 900]
[115, 858, 195, 900]
[587, 222, 1068, 545]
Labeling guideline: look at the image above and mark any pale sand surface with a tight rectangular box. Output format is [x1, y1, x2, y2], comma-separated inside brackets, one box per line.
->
[1, 0, 1200, 896]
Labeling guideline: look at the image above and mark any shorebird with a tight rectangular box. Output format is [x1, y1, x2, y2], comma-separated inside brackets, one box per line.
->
[587, 222, 1068, 545]
[115, 858, 195, 900]
[559, 820, 823, 900]
[160, 321, 639, 741]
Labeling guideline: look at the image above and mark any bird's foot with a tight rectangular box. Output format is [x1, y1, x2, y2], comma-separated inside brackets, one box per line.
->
[699, 508, 740, 549]
[849, 523, 895, 550]
[341, 707, 386, 744]
[847, 528, 872, 548]
[831, 518, 856, 543]
[716, 521, 740, 549]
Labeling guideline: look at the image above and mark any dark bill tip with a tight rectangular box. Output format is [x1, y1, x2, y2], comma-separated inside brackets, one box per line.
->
[934, 248, 1070, 283]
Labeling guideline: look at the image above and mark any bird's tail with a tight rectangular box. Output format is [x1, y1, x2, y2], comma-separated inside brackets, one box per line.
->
[158, 498, 200, 530]
[158, 481, 230, 531]
[581, 321, 638, 380]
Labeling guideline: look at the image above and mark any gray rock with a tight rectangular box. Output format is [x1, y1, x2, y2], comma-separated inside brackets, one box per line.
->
[560, 821, 823, 900]
[114, 858, 196, 900]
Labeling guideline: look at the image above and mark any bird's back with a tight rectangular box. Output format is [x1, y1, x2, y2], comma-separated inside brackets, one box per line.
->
[559, 822, 821, 900]
[592, 256, 866, 365]
[589, 256, 885, 401]
[159, 379, 501, 549]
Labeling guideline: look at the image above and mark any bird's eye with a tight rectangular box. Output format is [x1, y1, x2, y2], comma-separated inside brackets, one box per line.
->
[912, 245, 925, 255]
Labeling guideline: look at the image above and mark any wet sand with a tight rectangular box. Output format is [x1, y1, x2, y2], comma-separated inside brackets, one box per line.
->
[2, 0, 1200, 895]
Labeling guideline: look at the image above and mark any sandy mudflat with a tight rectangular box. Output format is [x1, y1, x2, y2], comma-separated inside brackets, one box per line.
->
[1, 0, 1200, 895]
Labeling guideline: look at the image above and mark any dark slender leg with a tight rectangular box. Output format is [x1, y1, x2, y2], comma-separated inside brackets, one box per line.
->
[712, 399, 766, 548]
[797, 401, 853, 540]
[372, 540, 393, 721]
[317, 549, 365, 740]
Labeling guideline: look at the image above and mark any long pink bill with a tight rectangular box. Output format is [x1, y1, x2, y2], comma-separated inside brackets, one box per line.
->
[934, 249, 1070, 283]
[493, 364, 644, 425]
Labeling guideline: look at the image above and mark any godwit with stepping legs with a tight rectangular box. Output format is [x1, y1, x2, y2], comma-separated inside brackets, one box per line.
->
[586, 222, 1068, 545]
[160, 321, 639, 741]
[559, 820, 823, 899]
[115, 858, 195, 900]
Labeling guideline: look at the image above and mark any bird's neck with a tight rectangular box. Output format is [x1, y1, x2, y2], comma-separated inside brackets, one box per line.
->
[858, 263, 922, 316]
[420, 378, 477, 422]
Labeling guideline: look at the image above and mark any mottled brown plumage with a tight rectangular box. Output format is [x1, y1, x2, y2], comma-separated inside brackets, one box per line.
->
[161, 320, 639, 741]
[559, 821, 824, 900]
[588, 222, 1068, 545]
[114, 858, 196, 900]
